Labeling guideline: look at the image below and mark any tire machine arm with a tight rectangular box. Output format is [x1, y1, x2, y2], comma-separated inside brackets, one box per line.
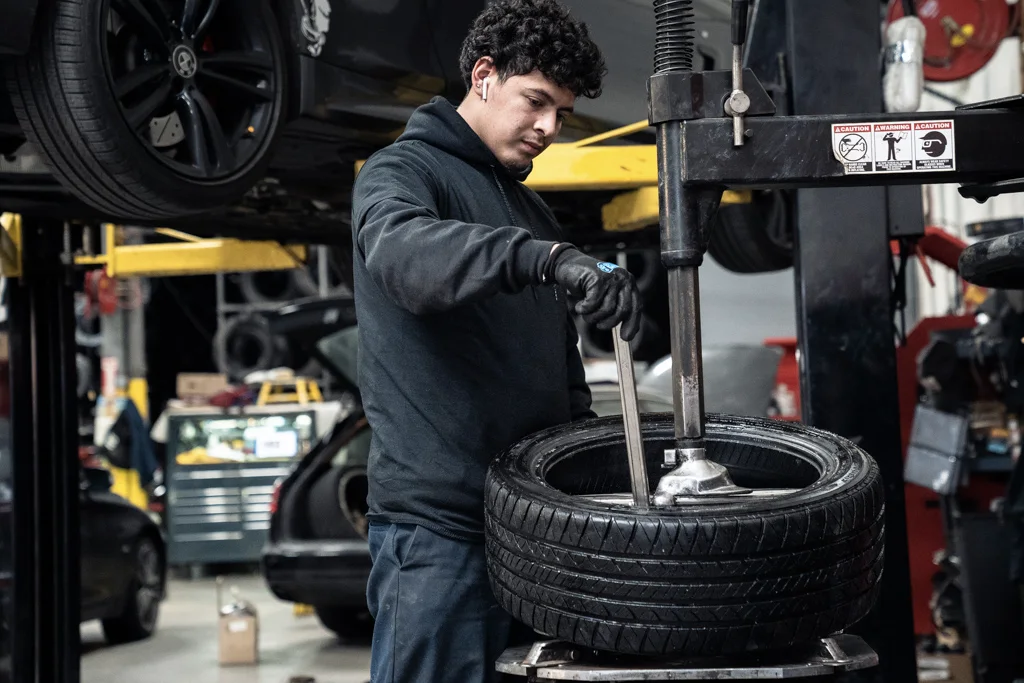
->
[617, 0, 1024, 509]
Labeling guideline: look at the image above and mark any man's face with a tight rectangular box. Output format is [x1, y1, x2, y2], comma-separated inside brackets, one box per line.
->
[477, 70, 575, 170]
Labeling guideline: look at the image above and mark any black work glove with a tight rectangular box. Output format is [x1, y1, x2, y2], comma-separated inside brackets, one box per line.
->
[545, 245, 644, 341]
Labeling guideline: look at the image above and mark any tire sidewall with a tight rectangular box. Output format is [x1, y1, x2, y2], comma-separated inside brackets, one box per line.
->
[63, 0, 287, 211]
[489, 413, 876, 525]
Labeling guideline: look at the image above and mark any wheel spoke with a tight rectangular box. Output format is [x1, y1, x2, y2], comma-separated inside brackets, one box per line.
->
[200, 50, 274, 78]
[114, 63, 171, 100]
[192, 0, 225, 40]
[177, 90, 211, 176]
[177, 88, 236, 176]
[181, 0, 201, 36]
[109, 0, 170, 48]
[197, 69, 272, 102]
[125, 78, 174, 130]
[192, 89, 236, 172]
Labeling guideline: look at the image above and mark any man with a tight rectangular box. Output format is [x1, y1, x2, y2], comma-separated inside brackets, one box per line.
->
[351, 1, 643, 681]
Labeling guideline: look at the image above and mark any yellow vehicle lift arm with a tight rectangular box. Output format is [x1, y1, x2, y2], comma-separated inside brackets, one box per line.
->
[524, 121, 751, 233]
[73, 224, 307, 278]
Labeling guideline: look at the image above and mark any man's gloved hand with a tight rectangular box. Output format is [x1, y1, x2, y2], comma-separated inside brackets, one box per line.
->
[545, 245, 643, 341]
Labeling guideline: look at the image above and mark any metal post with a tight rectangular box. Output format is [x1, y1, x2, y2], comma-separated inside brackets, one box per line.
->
[8, 218, 81, 683]
[667, 268, 705, 444]
[787, 1, 917, 681]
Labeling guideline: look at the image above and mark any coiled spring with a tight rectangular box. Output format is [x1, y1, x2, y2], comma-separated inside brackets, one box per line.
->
[654, 0, 695, 74]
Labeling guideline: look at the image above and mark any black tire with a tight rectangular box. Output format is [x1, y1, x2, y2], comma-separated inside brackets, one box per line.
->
[314, 605, 373, 641]
[485, 413, 884, 657]
[101, 536, 163, 644]
[238, 270, 318, 306]
[958, 231, 1024, 289]
[307, 465, 368, 540]
[213, 313, 284, 381]
[707, 191, 794, 274]
[6, 0, 287, 219]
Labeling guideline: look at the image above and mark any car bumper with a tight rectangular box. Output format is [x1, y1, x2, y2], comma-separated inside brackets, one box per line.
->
[262, 539, 371, 607]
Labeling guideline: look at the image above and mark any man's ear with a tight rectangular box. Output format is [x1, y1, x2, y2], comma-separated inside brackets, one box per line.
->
[471, 57, 497, 95]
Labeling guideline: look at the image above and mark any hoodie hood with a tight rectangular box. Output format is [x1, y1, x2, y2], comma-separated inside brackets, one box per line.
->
[396, 96, 533, 183]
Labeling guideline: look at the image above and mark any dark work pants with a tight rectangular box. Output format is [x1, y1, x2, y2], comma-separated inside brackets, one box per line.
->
[367, 522, 513, 683]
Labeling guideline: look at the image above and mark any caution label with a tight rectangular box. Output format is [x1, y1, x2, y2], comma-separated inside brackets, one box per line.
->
[831, 120, 956, 175]
[914, 121, 955, 171]
[833, 124, 872, 173]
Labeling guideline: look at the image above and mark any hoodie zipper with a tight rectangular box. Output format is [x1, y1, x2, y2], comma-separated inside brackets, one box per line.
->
[491, 167, 558, 303]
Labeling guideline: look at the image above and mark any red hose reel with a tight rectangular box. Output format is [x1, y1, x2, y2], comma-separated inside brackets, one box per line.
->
[887, 0, 1014, 81]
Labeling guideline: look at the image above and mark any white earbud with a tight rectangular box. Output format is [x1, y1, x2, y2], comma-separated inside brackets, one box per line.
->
[482, 78, 490, 102]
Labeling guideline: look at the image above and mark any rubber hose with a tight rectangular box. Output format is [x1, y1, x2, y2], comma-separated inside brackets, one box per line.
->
[213, 314, 282, 382]
[654, 0, 695, 74]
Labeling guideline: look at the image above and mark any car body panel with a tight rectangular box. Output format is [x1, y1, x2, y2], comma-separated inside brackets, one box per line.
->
[81, 485, 165, 620]
[0, 0, 40, 56]
[263, 539, 371, 607]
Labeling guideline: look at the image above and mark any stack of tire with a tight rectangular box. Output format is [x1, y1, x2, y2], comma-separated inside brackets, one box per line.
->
[484, 413, 886, 658]
[214, 249, 352, 381]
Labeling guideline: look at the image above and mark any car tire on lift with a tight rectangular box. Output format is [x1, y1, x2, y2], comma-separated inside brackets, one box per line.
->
[5, 0, 287, 219]
[485, 413, 884, 657]
[314, 605, 373, 641]
[101, 536, 162, 644]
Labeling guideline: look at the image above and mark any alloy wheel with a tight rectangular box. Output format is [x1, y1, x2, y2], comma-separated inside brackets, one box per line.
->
[135, 540, 161, 630]
[103, 0, 281, 180]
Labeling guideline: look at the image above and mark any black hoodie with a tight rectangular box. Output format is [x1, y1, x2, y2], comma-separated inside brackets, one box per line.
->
[351, 96, 595, 542]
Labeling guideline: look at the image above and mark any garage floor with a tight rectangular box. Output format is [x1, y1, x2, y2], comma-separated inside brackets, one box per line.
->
[81, 575, 371, 683]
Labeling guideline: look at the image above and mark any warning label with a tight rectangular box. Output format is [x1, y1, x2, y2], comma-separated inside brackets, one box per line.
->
[831, 120, 955, 175]
[914, 121, 955, 171]
[874, 123, 912, 172]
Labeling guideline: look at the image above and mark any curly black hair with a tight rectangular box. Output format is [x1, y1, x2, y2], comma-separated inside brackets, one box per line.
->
[459, 0, 607, 99]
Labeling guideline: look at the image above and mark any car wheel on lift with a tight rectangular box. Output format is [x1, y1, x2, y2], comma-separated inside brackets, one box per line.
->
[314, 605, 374, 641]
[6, 0, 287, 219]
[485, 413, 884, 657]
[102, 536, 162, 644]
[707, 191, 794, 274]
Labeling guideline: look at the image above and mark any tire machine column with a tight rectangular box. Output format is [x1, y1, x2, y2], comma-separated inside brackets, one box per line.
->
[649, 1, 917, 681]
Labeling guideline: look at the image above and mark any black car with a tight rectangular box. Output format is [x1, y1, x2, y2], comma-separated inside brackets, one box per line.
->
[0, 0, 733, 235]
[261, 298, 373, 638]
[79, 465, 168, 643]
[0, 462, 167, 653]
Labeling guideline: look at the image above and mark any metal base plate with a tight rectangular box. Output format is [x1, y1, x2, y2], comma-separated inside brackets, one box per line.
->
[496, 634, 877, 681]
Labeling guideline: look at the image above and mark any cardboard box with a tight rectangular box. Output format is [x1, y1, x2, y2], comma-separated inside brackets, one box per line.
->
[218, 610, 258, 665]
[176, 373, 229, 401]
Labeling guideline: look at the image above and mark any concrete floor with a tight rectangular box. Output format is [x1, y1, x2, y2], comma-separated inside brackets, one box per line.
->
[81, 574, 371, 683]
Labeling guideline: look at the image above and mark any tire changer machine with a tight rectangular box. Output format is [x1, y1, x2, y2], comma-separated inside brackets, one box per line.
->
[496, 0, 1024, 681]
